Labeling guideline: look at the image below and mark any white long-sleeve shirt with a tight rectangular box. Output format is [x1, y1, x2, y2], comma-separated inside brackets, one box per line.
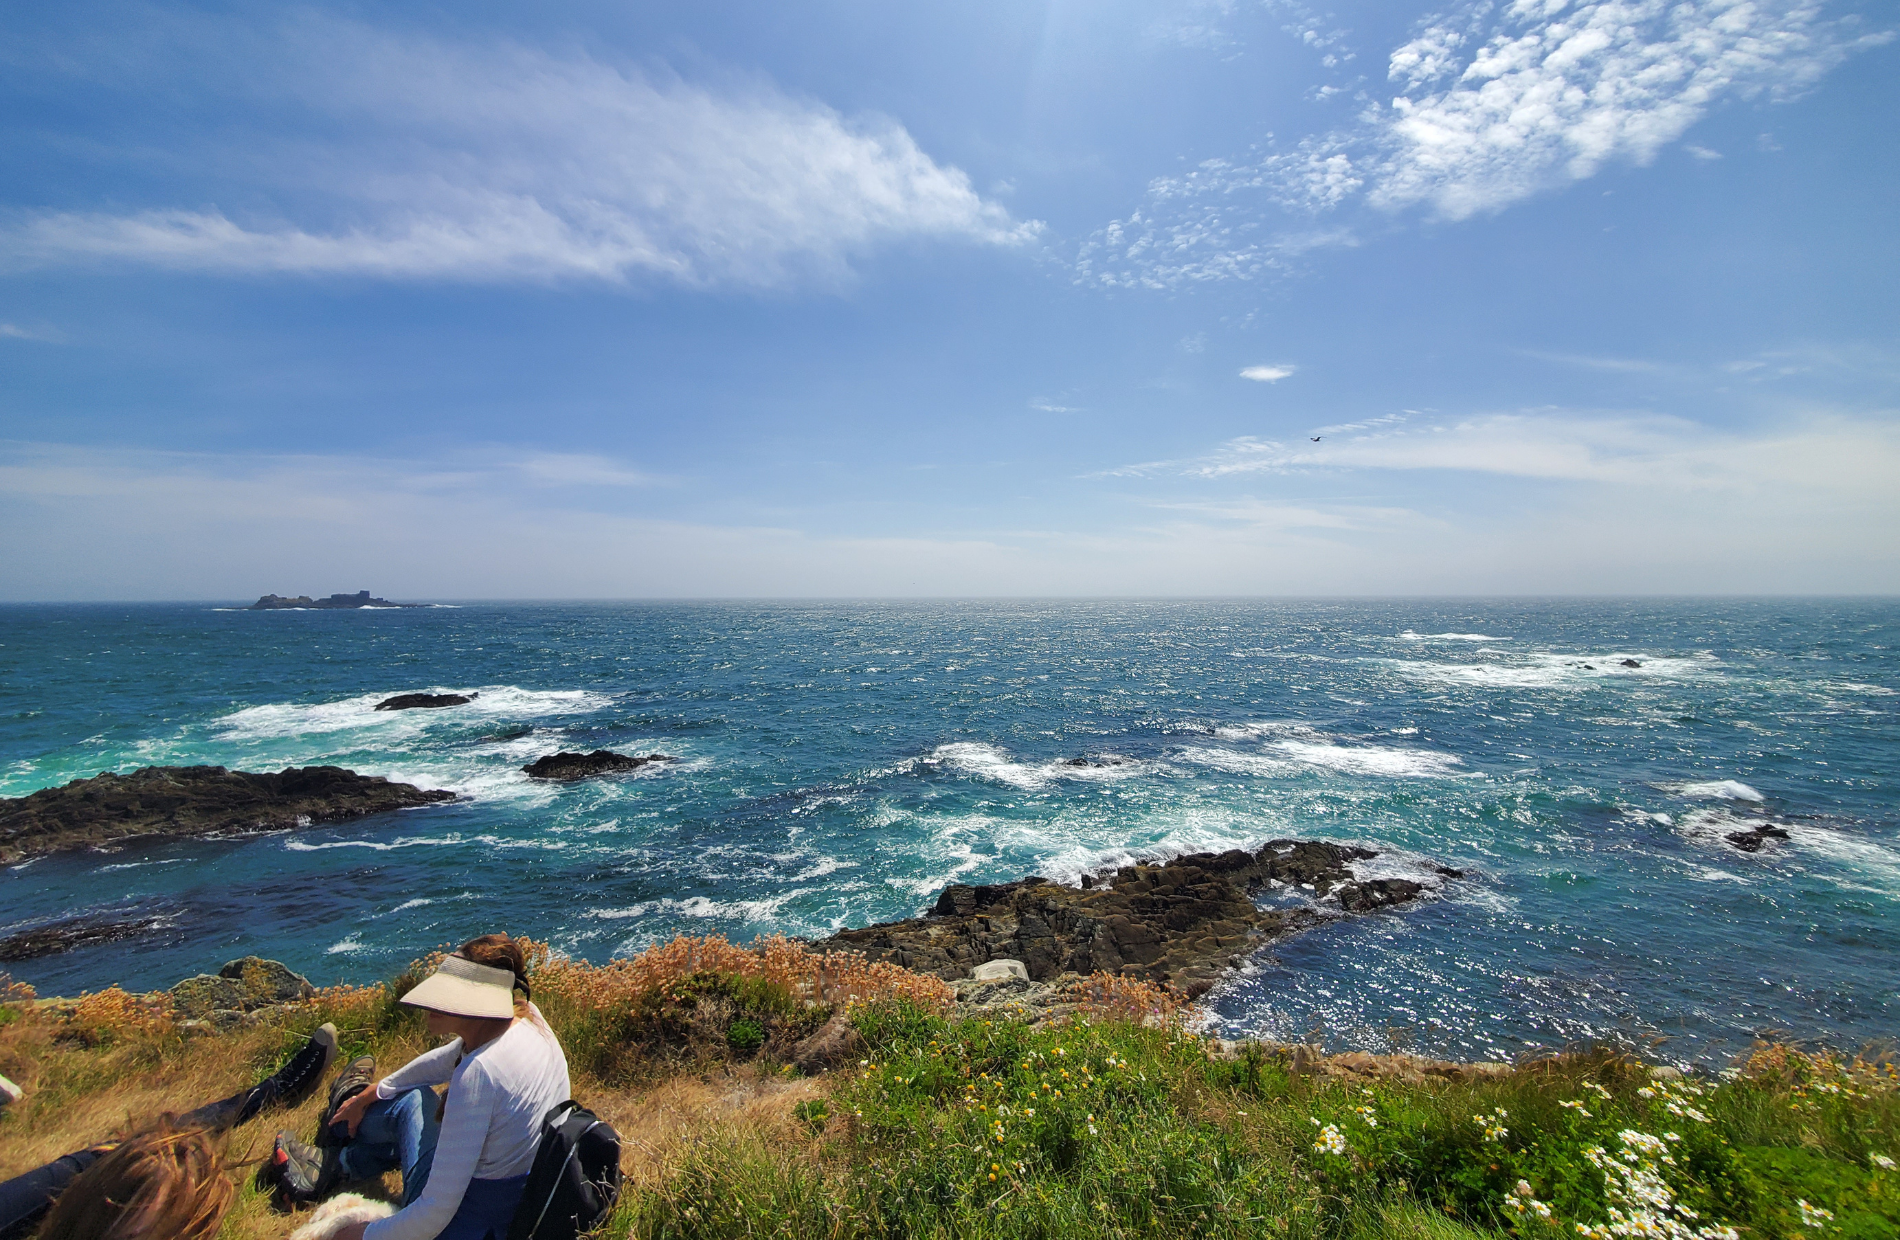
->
[363, 1005, 570, 1240]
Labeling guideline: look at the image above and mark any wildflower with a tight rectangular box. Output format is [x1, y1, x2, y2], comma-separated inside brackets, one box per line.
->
[1088, 1124, 1098, 1135]
[1583, 1081, 1614, 1100]
[1797, 1200, 1834, 1228]
[1560, 1099, 1593, 1117]
[1872, 1153, 1896, 1170]
[1312, 1124, 1349, 1156]
[1353, 1105, 1378, 1127]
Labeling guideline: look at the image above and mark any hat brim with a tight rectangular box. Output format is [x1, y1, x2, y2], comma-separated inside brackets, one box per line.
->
[400, 971, 516, 1019]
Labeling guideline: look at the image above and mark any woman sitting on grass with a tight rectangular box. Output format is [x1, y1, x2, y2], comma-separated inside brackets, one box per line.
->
[276, 934, 569, 1240]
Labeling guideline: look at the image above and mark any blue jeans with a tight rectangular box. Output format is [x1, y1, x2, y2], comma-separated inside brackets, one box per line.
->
[435, 1175, 529, 1240]
[338, 1087, 442, 1206]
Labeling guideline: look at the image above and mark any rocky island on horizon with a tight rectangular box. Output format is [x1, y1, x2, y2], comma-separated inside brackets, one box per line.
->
[248, 590, 420, 609]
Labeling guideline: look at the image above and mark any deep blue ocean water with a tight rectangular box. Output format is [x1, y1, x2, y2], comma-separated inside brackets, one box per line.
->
[2, 599, 1895, 1066]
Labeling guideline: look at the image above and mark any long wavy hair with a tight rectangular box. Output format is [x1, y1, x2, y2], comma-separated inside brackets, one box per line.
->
[37, 1124, 233, 1240]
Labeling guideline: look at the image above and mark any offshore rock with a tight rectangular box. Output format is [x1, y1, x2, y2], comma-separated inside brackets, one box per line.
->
[0, 765, 456, 863]
[820, 840, 1442, 996]
[249, 591, 417, 609]
[521, 750, 677, 781]
[375, 692, 475, 711]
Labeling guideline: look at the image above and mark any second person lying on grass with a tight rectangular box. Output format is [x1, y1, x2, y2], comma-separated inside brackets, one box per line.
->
[274, 934, 571, 1240]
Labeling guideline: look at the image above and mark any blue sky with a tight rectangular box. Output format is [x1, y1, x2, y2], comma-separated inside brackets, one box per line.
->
[2, 0, 1895, 598]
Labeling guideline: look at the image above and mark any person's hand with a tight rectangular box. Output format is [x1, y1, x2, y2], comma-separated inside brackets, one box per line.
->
[332, 1222, 370, 1240]
[331, 1087, 377, 1137]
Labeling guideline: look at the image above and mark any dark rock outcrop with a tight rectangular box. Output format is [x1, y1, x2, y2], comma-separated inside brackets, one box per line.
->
[521, 750, 676, 781]
[0, 765, 456, 863]
[375, 692, 475, 711]
[250, 591, 416, 609]
[1725, 823, 1791, 852]
[820, 840, 1442, 997]
[1621, 659, 1643, 668]
[0, 913, 176, 963]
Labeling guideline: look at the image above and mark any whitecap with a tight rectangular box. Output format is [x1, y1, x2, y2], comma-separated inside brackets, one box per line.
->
[588, 889, 815, 923]
[215, 685, 613, 742]
[391, 898, 435, 912]
[282, 834, 468, 852]
[1398, 631, 1507, 642]
[1671, 780, 1764, 802]
[327, 934, 366, 954]
[1272, 740, 1463, 778]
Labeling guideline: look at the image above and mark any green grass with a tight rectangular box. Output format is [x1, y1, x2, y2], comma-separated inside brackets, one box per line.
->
[618, 1001, 1900, 1240]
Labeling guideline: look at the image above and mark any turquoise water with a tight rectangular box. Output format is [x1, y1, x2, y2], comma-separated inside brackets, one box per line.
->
[2, 600, 1895, 1065]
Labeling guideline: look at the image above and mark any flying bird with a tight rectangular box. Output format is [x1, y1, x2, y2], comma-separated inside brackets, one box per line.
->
[1309, 436, 1321, 442]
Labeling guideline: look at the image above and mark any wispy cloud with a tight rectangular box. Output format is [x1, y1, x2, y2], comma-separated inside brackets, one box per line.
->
[1240, 364, 1296, 382]
[1102, 409, 1900, 495]
[0, 322, 63, 343]
[1079, 0, 1889, 287]
[0, 17, 1036, 288]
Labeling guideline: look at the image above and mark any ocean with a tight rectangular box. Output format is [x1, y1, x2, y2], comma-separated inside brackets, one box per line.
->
[2, 599, 1894, 1066]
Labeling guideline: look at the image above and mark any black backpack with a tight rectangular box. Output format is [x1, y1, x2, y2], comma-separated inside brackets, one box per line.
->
[506, 1100, 622, 1240]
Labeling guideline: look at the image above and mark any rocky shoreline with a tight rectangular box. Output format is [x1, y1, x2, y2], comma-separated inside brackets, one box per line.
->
[0, 764, 455, 864]
[820, 840, 1458, 996]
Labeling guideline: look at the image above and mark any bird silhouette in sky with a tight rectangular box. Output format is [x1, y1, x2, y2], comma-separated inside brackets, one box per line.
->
[1309, 436, 1322, 442]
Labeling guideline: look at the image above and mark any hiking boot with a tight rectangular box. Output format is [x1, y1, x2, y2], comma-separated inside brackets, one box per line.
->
[271, 1132, 339, 1203]
[177, 1023, 340, 1132]
[320, 1054, 377, 1147]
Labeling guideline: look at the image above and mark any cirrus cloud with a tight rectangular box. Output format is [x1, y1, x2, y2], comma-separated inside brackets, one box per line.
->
[0, 17, 1038, 289]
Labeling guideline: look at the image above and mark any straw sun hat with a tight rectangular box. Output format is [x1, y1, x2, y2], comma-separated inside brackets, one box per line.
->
[399, 955, 520, 1019]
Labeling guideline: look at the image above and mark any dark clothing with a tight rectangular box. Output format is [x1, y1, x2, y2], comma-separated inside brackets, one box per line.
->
[0, 1147, 106, 1240]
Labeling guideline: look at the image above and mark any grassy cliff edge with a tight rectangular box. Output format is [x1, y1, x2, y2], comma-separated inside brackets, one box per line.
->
[2, 940, 1894, 1240]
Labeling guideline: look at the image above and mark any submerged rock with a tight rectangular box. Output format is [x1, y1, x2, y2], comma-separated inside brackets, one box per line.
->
[820, 839, 1447, 996]
[0, 765, 456, 863]
[521, 750, 676, 781]
[374, 692, 475, 711]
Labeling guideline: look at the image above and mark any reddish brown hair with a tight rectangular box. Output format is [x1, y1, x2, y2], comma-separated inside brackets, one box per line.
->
[37, 1124, 232, 1240]
[457, 932, 531, 1013]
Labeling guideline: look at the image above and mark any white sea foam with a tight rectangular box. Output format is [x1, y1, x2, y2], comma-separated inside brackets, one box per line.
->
[924, 742, 1154, 790]
[1177, 747, 1298, 777]
[1670, 780, 1765, 802]
[95, 858, 183, 872]
[1272, 740, 1463, 778]
[282, 834, 469, 852]
[588, 889, 814, 923]
[391, 898, 435, 912]
[1382, 651, 1707, 690]
[327, 934, 366, 954]
[1399, 631, 1507, 642]
[215, 685, 612, 742]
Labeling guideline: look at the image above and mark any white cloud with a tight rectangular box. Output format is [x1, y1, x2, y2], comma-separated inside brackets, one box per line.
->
[0, 19, 1036, 288]
[1079, 0, 1887, 285]
[1685, 144, 1724, 160]
[1240, 364, 1297, 382]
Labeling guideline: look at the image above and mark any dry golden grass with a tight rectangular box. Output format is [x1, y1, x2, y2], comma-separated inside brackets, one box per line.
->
[0, 933, 914, 1239]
